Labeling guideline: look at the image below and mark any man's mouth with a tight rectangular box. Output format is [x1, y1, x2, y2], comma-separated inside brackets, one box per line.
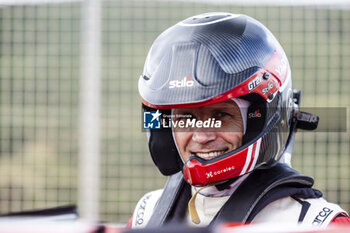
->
[193, 150, 227, 160]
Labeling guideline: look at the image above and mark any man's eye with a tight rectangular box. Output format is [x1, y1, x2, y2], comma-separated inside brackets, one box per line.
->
[214, 112, 232, 118]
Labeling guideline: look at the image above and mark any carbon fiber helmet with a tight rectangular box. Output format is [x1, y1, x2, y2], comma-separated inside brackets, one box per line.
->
[139, 12, 307, 186]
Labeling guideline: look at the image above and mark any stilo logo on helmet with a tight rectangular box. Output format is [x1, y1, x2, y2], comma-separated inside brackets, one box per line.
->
[169, 75, 194, 88]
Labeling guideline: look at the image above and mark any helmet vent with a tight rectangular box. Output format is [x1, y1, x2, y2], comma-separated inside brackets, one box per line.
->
[179, 12, 239, 26]
[142, 74, 150, 80]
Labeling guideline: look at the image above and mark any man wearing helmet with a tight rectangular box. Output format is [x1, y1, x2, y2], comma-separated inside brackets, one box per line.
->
[129, 12, 349, 228]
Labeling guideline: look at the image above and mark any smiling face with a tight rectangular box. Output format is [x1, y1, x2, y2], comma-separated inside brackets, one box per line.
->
[172, 100, 244, 162]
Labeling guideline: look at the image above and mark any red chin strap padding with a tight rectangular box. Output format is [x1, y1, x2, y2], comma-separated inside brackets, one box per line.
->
[183, 138, 262, 186]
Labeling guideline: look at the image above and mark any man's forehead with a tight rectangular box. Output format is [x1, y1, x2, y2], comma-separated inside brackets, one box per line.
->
[174, 100, 239, 112]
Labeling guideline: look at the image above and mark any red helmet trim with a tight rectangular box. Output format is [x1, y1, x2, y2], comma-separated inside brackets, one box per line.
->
[183, 138, 262, 186]
[141, 48, 288, 110]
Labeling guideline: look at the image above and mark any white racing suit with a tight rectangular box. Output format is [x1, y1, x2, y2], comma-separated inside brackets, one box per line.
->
[131, 167, 348, 228]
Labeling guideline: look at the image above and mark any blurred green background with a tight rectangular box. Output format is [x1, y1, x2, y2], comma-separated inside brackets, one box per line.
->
[0, 0, 349, 224]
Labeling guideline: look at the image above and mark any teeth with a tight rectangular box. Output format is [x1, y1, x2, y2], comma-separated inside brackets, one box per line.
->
[196, 150, 225, 160]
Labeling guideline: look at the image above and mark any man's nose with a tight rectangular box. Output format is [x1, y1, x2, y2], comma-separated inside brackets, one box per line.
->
[192, 130, 217, 144]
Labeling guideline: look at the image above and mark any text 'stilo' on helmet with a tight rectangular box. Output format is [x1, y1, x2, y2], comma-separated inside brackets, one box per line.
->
[139, 12, 319, 186]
